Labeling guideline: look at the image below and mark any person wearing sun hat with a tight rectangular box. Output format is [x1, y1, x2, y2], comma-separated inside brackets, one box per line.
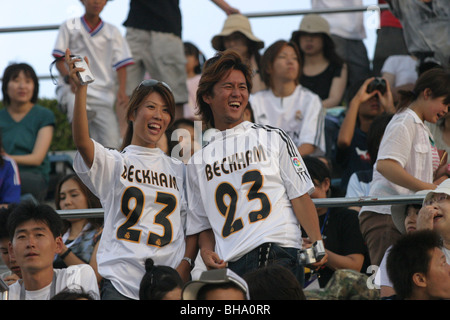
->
[418, 178, 450, 264]
[376, 186, 448, 299]
[182, 268, 249, 300]
[290, 14, 347, 109]
[211, 14, 265, 93]
[290, 13, 332, 44]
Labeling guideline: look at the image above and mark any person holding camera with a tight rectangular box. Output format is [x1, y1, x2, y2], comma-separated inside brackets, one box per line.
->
[336, 77, 395, 193]
[185, 50, 327, 287]
[359, 68, 450, 266]
[302, 156, 370, 289]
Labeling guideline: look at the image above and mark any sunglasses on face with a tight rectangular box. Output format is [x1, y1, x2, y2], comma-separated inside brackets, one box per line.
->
[137, 79, 172, 93]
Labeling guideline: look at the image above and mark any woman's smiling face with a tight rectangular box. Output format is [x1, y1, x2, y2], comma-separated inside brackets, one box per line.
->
[130, 92, 172, 148]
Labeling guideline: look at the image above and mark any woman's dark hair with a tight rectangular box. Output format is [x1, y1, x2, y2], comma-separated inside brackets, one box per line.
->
[139, 258, 183, 300]
[291, 32, 344, 68]
[397, 68, 450, 113]
[54, 173, 102, 210]
[54, 173, 103, 233]
[184, 42, 206, 75]
[196, 50, 252, 128]
[302, 155, 331, 184]
[2, 63, 39, 106]
[260, 40, 302, 89]
[121, 81, 176, 150]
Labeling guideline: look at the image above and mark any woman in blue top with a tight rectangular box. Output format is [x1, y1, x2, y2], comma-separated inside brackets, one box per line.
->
[0, 63, 55, 202]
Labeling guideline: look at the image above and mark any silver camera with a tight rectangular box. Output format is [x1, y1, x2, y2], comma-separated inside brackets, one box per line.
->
[299, 240, 326, 265]
[73, 55, 95, 85]
[0, 278, 9, 300]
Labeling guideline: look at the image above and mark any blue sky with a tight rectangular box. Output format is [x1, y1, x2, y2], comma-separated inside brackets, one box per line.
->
[0, 0, 378, 100]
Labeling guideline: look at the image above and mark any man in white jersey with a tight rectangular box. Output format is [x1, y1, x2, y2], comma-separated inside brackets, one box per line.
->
[186, 50, 326, 285]
[7, 202, 99, 300]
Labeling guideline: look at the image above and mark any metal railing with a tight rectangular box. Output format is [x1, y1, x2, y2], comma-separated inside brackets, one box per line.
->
[56, 193, 425, 219]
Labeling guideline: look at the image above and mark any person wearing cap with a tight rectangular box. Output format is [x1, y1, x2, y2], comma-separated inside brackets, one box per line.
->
[182, 268, 249, 300]
[211, 14, 265, 93]
[290, 14, 347, 110]
[250, 40, 326, 157]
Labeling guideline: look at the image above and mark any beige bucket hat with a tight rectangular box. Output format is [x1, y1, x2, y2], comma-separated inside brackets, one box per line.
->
[211, 14, 264, 51]
[290, 14, 331, 43]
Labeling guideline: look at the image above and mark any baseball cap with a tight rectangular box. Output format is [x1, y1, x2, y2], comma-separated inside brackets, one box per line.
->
[211, 14, 264, 51]
[182, 268, 250, 300]
[391, 189, 430, 234]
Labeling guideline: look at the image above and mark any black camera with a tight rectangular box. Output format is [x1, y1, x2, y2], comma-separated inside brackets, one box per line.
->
[366, 77, 386, 95]
[298, 240, 326, 265]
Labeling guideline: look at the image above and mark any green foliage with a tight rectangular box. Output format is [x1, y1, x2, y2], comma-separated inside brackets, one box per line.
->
[0, 98, 75, 151]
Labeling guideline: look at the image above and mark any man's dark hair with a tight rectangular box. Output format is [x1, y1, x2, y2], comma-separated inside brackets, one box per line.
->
[7, 201, 64, 241]
[386, 230, 443, 299]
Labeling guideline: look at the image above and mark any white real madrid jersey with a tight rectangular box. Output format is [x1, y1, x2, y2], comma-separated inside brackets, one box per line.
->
[186, 121, 314, 263]
[74, 141, 186, 300]
[250, 85, 326, 155]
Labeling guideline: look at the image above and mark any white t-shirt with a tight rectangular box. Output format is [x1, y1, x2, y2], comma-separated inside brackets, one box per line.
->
[186, 121, 314, 262]
[360, 109, 434, 215]
[8, 265, 100, 300]
[74, 140, 187, 300]
[52, 16, 134, 104]
[311, 0, 366, 40]
[250, 86, 326, 155]
[381, 55, 418, 87]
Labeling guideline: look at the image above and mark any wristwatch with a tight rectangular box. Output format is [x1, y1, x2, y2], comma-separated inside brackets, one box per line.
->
[63, 75, 70, 84]
[182, 257, 195, 269]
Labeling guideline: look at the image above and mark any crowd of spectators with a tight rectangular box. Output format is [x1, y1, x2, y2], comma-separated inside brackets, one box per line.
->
[1, 0, 450, 302]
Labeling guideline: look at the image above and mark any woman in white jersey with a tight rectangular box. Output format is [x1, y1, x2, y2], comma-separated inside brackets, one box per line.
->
[186, 50, 327, 286]
[250, 40, 326, 157]
[65, 50, 197, 300]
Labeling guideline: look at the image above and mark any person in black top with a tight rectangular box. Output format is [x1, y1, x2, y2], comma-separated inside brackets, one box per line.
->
[123, 0, 239, 119]
[302, 156, 370, 288]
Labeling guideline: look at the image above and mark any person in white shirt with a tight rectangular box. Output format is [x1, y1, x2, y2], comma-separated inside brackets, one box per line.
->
[250, 40, 326, 157]
[52, 0, 134, 149]
[66, 49, 196, 300]
[186, 49, 327, 286]
[7, 201, 99, 300]
[360, 68, 450, 266]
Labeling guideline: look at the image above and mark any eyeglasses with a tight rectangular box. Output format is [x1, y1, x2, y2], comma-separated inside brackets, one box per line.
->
[423, 193, 450, 206]
[137, 79, 172, 93]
